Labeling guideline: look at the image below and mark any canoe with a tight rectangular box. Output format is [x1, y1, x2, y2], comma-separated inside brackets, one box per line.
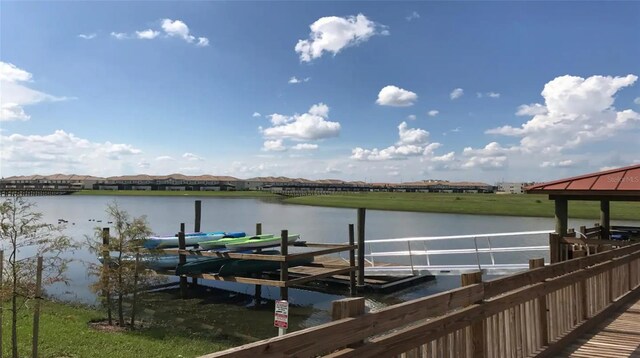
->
[198, 234, 274, 250]
[175, 250, 280, 275]
[224, 234, 300, 250]
[143, 231, 246, 249]
[218, 254, 312, 277]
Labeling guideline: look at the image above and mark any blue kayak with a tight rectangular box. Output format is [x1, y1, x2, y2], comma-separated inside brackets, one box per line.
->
[143, 231, 246, 249]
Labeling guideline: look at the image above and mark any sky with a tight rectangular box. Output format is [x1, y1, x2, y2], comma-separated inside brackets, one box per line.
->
[1, 1, 639, 183]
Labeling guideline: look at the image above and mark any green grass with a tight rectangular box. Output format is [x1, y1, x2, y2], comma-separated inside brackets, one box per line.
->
[285, 192, 640, 221]
[2, 300, 233, 358]
[74, 190, 276, 198]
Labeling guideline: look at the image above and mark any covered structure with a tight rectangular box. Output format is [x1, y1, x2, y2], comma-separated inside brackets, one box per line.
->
[526, 164, 640, 262]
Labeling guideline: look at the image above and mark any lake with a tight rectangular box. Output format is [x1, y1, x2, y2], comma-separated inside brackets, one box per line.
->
[15, 195, 640, 336]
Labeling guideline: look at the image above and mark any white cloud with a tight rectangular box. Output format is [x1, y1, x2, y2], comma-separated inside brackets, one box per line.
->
[635, 97, 640, 105]
[326, 166, 342, 174]
[292, 143, 318, 150]
[262, 103, 340, 141]
[252, 112, 262, 118]
[196, 37, 209, 47]
[487, 92, 500, 98]
[0, 130, 142, 174]
[136, 29, 160, 39]
[288, 76, 310, 84]
[516, 103, 547, 116]
[406, 11, 420, 21]
[155, 156, 175, 161]
[161, 18, 209, 47]
[138, 160, 151, 169]
[110, 32, 128, 40]
[376, 85, 418, 107]
[78, 33, 97, 40]
[540, 160, 575, 168]
[406, 114, 416, 121]
[428, 110, 439, 117]
[351, 122, 440, 161]
[486, 74, 639, 154]
[262, 139, 286, 152]
[0, 62, 70, 122]
[182, 152, 204, 161]
[295, 14, 387, 62]
[450, 88, 464, 100]
[461, 156, 507, 169]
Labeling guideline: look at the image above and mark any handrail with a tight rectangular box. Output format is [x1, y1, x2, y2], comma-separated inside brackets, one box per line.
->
[366, 229, 555, 243]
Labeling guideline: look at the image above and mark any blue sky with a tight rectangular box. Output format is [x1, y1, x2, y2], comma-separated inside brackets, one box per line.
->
[1, 1, 639, 183]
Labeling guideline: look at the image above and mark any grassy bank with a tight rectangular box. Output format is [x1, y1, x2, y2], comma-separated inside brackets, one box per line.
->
[285, 192, 640, 221]
[2, 300, 233, 358]
[74, 190, 276, 198]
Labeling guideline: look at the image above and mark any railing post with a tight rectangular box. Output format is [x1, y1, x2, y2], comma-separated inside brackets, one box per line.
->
[357, 208, 366, 290]
[549, 233, 561, 263]
[348, 224, 357, 297]
[178, 223, 187, 299]
[529, 258, 549, 346]
[461, 271, 484, 358]
[331, 297, 365, 349]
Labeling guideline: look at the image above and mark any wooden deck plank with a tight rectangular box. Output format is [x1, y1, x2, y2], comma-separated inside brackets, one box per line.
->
[559, 298, 640, 357]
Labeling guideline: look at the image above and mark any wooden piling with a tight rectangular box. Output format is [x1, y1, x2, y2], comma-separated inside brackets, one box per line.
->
[131, 251, 140, 328]
[194, 200, 202, 233]
[32, 256, 43, 358]
[357, 208, 366, 289]
[461, 271, 484, 358]
[179, 223, 188, 299]
[101, 228, 112, 325]
[530, 258, 549, 346]
[348, 224, 356, 297]
[256, 223, 262, 236]
[549, 233, 561, 264]
[331, 297, 365, 321]
[280, 230, 289, 301]
[255, 223, 263, 307]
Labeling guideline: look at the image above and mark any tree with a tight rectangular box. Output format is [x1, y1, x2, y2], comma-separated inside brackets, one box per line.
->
[0, 197, 74, 358]
[88, 202, 160, 328]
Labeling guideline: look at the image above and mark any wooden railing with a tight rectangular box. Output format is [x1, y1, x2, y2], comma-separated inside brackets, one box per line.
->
[201, 242, 640, 358]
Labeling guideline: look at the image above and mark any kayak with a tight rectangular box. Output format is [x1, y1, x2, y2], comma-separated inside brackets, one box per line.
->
[99, 253, 214, 271]
[225, 234, 300, 250]
[198, 234, 274, 250]
[174, 250, 280, 275]
[143, 231, 246, 249]
[218, 254, 312, 277]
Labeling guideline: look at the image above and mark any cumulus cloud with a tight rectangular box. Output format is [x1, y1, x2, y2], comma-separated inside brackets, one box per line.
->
[428, 110, 439, 117]
[155, 156, 175, 161]
[351, 122, 440, 161]
[450, 88, 464, 100]
[292, 143, 318, 150]
[477, 92, 501, 99]
[288, 76, 310, 84]
[252, 112, 262, 118]
[376, 85, 418, 107]
[0, 62, 70, 121]
[406, 11, 420, 21]
[182, 152, 204, 161]
[635, 97, 640, 105]
[540, 160, 575, 168]
[262, 103, 340, 141]
[110, 32, 128, 40]
[295, 14, 387, 62]
[0, 130, 142, 174]
[262, 139, 286, 152]
[136, 29, 160, 39]
[78, 33, 97, 40]
[486, 74, 639, 154]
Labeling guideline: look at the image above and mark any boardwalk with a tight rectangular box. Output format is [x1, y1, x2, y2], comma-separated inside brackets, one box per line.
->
[561, 298, 640, 357]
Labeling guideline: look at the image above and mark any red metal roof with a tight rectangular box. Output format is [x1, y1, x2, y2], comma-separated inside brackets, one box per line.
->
[526, 164, 640, 199]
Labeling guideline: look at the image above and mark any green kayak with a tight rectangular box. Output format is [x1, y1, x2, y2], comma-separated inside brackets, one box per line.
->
[224, 234, 300, 250]
[218, 254, 312, 277]
[175, 250, 280, 275]
[198, 234, 274, 250]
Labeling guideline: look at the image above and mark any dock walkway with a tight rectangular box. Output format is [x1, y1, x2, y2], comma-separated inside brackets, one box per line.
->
[560, 298, 640, 357]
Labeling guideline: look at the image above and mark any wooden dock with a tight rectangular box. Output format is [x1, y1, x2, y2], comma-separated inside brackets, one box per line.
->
[560, 298, 640, 357]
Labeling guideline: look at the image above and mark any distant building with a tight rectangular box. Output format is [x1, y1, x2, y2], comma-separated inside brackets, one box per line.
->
[497, 182, 527, 194]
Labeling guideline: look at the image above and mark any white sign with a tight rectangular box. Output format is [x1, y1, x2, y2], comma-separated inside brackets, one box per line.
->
[274, 300, 289, 329]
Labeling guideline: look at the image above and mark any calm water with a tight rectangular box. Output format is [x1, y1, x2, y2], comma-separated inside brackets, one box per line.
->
[19, 195, 640, 335]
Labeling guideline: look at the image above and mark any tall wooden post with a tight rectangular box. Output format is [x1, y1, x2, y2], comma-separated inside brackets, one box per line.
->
[130, 251, 140, 328]
[178, 223, 188, 299]
[549, 233, 561, 264]
[600, 200, 610, 239]
[32, 256, 43, 358]
[357, 208, 366, 289]
[254, 223, 263, 307]
[279, 230, 289, 336]
[194, 200, 202, 233]
[101, 227, 112, 325]
[554, 198, 568, 237]
[348, 224, 356, 297]
[529, 258, 549, 346]
[461, 271, 484, 358]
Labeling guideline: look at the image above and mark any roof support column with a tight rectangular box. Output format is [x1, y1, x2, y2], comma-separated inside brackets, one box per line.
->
[600, 200, 610, 239]
[555, 197, 568, 237]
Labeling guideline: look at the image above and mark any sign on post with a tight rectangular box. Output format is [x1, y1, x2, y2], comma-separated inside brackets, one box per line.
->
[274, 300, 289, 329]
